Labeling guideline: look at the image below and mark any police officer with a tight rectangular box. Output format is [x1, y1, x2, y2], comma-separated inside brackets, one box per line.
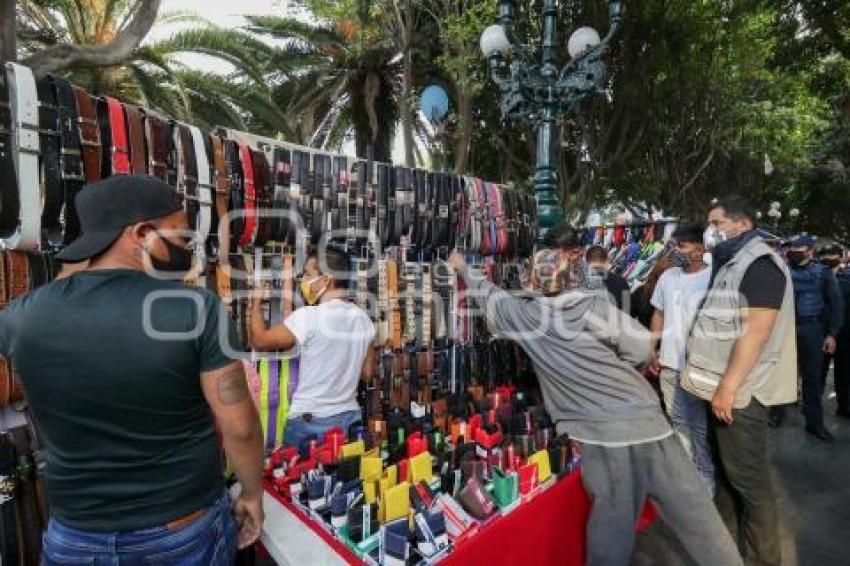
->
[829, 248, 850, 418]
[818, 243, 845, 393]
[780, 235, 844, 441]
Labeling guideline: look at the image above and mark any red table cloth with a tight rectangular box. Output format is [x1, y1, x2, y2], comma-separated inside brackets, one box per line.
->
[263, 470, 657, 565]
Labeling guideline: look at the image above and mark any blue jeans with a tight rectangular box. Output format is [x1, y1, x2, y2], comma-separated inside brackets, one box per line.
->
[283, 410, 362, 449]
[42, 491, 236, 565]
[660, 368, 715, 495]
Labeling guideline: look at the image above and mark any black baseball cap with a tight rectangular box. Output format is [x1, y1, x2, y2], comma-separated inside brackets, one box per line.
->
[57, 175, 184, 262]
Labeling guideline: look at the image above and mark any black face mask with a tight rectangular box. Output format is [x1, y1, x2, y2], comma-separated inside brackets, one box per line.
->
[149, 230, 194, 275]
[669, 250, 690, 268]
[820, 258, 841, 269]
[786, 250, 807, 267]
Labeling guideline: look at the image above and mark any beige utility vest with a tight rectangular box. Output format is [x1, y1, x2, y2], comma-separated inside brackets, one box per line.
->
[681, 236, 797, 408]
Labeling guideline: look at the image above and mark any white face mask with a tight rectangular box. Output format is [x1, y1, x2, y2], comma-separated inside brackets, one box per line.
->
[703, 226, 728, 250]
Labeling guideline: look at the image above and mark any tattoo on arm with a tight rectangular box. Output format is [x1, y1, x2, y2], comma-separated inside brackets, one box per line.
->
[217, 366, 250, 405]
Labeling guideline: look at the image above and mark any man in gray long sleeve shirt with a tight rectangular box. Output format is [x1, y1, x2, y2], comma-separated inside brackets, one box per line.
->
[450, 251, 741, 566]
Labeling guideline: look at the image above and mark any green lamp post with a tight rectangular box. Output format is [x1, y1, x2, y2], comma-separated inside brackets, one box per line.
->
[480, 0, 624, 239]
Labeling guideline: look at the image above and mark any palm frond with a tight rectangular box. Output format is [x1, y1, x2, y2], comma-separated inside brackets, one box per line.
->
[244, 15, 345, 49]
[146, 28, 274, 86]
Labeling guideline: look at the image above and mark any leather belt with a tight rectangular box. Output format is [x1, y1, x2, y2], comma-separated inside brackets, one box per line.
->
[0, 71, 19, 238]
[251, 146, 271, 247]
[72, 86, 101, 184]
[174, 123, 198, 229]
[417, 171, 431, 250]
[354, 161, 368, 248]
[491, 183, 507, 255]
[95, 97, 112, 180]
[51, 76, 84, 245]
[479, 180, 494, 256]
[5, 251, 29, 303]
[144, 113, 168, 181]
[4, 62, 42, 251]
[224, 139, 244, 252]
[210, 134, 229, 262]
[366, 162, 378, 247]
[105, 96, 129, 174]
[376, 259, 389, 347]
[387, 258, 402, 350]
[271, 147, 292, 243]
[124, 103, 147, 174]
[35, 75, 63, 248]
[310, 153, 328, 242]
[165, 120, 179, 187]
[189, 125, 213, 285]
[376, 163, 390, 246]
[391, 166, 408, 247]
[238, 142, 257, 247]
[333, 155, 348, 235]
[282, 252, 294, 317]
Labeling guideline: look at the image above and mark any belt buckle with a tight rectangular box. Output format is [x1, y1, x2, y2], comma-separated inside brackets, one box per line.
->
[303, 413, 313, 423]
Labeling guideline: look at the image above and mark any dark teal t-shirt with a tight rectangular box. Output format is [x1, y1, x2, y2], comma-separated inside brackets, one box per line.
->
[0, 269, 239, 531]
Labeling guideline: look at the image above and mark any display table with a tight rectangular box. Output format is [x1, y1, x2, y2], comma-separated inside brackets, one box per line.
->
[260, 470, 657, 566]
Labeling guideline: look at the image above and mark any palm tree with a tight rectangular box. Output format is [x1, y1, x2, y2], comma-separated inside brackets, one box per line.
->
[15, 0, 292, 136]
[246, 10, 401, 160]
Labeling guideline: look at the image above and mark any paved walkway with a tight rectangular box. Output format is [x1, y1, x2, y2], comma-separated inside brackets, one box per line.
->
[635, 371, 849, 565]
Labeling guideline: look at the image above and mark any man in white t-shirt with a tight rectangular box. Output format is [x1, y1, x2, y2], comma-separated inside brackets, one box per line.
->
[249, 246, 375, 449]
[650, 225, 715, 493]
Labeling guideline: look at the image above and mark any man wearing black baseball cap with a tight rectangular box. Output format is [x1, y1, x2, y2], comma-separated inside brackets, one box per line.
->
[0, 175, 263, 564]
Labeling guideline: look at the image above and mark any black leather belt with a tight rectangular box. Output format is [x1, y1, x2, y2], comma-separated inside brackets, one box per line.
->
[0, 73, 19, 238]
[94, 97, 112, 180]
[271, 146, 292, 243]
[51, 75, 84, 245]
[310, 153, 329, 243]
[165, 120, 179, 188]
[224, 139, 244, 253]
[251, 147, 272, 247]
[418, 171, 432, 249]
[354, 160, 368, 247]
[333, 155, 348, 234]
[376, 163, 390, 246]
[177, 124, 199, 230]
[35, 75, 63, 248]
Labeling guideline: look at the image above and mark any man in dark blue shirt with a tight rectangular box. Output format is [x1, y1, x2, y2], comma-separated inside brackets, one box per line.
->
[781, 235, 844, 441]
[0, 176, 264, 564]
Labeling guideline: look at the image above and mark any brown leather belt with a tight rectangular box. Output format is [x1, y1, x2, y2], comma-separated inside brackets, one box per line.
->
[124, 104, 147, 175]
[5, 251, 29, 302]
[144, 113, 168, 181]
[210, 135, 230, 261]
[166, 507, 206, 531]
[72, 87, 101, 184]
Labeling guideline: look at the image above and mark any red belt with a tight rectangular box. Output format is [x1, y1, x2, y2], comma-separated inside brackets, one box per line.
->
[106, 97, 129, 174]
[238, 142, 256, 247]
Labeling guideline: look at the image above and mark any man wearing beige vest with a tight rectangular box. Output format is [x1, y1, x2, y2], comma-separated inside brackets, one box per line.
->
[682, 196, 796, 566]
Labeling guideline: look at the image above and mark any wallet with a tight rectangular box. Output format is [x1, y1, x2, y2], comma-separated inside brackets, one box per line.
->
[414, 509, 449, 557]
[381, 481, 411, 523]
[409, 451, 433, 485]
[491, 467, 519, 509]
[341, 439, 365, 458]
[347, 502, 380, 542]
[527, 449, 553, 483]
[457, 477, 495, 519]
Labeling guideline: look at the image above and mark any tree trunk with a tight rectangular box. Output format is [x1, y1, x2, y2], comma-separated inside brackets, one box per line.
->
[0, 0, 16, 65]
[399, 46, 415, 167]
[453, 90, 473, 174]
[22, 0, 161, 73]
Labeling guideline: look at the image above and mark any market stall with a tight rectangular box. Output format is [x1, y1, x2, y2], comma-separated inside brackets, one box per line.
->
[0, 61, 657, 565]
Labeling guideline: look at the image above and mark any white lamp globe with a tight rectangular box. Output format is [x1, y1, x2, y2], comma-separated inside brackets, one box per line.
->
[480, 25, 510, 56]
[770, 201, 781, 210]
[568, 27, 601, 59]
[789, 208, 800, 218]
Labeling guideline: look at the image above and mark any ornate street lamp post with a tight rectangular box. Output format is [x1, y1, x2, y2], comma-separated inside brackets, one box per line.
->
[480, 0, 624, 238]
